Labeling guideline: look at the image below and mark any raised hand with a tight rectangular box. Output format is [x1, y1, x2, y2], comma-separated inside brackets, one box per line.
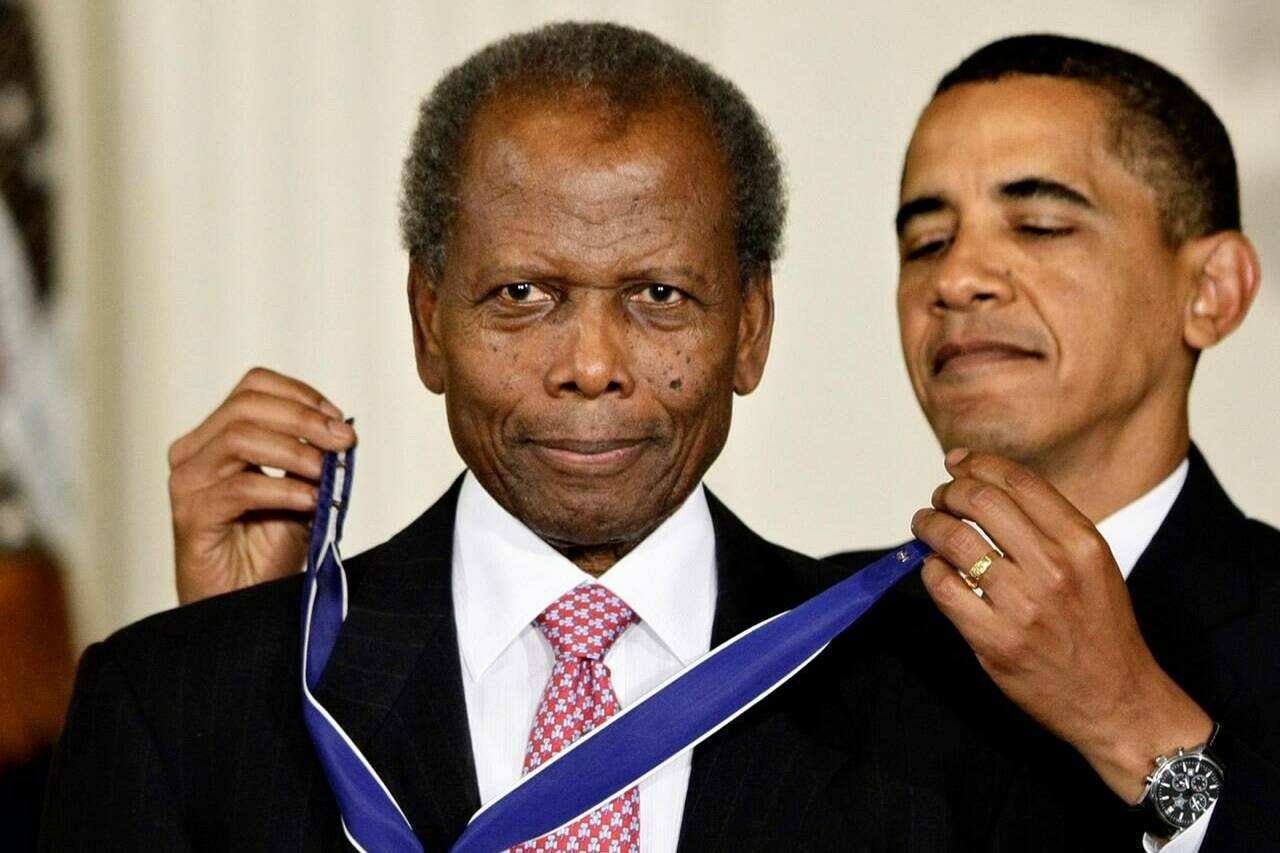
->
[168, 367, 356, 604]
[910, 449, 1211, 804]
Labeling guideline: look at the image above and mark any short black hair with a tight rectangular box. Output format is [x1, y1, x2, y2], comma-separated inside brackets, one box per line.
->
[935, 34, 1239, 246]
[400, 21, 785, 284]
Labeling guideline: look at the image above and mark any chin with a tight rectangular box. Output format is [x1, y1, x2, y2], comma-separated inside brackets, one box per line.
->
[513, 484, 666, 549]
[936, 417, 1045, 462]
[528, 508, 658, 550]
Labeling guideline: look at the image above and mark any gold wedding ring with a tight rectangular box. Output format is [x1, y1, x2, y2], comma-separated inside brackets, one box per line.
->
[963, 552, 996, 592]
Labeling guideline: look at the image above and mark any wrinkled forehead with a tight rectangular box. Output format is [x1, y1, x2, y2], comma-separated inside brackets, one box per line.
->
[901, 77, 1120, 200]
[455, 88, 732, 237]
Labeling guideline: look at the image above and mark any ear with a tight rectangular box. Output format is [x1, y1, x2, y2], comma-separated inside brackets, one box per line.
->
[408, 258, 447, 394]
[1181, 231, 1262, 351]
[733, 267, 775, 395]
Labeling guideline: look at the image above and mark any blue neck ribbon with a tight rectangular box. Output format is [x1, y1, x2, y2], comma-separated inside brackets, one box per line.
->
[302, 447, 928, 852]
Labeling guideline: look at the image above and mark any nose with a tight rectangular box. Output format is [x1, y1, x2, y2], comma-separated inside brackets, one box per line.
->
[544, 300, 635, 399]
[931, 229, 1013, 311]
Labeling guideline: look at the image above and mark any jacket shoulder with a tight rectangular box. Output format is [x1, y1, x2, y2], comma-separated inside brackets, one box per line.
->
[103, 572, 305, 674]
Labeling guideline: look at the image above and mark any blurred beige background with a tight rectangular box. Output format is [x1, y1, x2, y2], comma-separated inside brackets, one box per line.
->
[31, 0, 1280, 643]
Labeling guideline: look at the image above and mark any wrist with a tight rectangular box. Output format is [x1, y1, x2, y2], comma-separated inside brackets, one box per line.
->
[1077, 675, 1212, 803]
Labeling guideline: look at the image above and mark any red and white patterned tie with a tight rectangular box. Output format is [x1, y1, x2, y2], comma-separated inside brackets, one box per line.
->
[512, 582, 641, 852]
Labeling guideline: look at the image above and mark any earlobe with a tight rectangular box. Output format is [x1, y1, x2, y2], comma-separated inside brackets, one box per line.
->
[1182, 232, 1262, 351]
[733, 269, 775, 395]
[408, 260, 447, 394]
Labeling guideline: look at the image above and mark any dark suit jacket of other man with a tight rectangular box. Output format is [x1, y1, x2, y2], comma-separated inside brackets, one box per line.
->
[39, 479, 1067, 853]
[829, 444, 1280, 851]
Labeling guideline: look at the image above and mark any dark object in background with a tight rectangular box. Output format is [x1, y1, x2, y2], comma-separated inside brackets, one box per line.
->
[0, 749, 50, 853]
[0, 0, 50, 304]
[0, 4, 74, 852]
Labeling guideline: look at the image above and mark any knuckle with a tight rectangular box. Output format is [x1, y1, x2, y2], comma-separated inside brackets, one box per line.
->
[1004, 463, 1037, 492]
[1004, 632, 1031, 661]
[222, 423, 255, 453]
[1078, 530, 1108, 561]
[1013, 599, 1042, 631]
[167, 436, 189, 469]
[171, 499, 194, 531]
[965, 452, 998, 479]
[1062, 523, 1105, 563]
[228, 472, 257, 500]
[969, 482, 1000, 511]
[1044, 564, 1074, 595]
[243, 365, 271, 384]
[943, 522, 974, 554]
[922, 563, 958, 605]
[227, 386, 263, 408]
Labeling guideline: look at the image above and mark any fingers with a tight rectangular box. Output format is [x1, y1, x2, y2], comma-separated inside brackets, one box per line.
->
[937, 449, 1118, 589]
[174, 471, 318, 532]
[168, 367, 354, 470]
[930, 475, 1049, 569]
[169, 421, 328, 497]
[911, 506, 1017, 601]
[943, 449, 1091, 537]
[919, 553, 1001, 640]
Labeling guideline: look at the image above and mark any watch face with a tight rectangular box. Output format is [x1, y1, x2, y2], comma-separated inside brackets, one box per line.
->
[1153, 754, 1223, 830]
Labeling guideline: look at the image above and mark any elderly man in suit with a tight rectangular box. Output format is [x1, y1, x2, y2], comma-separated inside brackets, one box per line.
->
[41, 22, 1033, 853]
[834, 35, 1277, 852]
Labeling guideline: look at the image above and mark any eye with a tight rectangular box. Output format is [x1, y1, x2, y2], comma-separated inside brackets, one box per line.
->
[904, 238, 949, 262]
[630, 283, 687, 305]
[1018, 223, 1075, 238]
[497, 282, 553, 304]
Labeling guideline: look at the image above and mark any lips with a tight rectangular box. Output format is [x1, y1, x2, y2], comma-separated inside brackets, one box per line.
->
[931, 339, 1042, 376]
[526, 437, 651, 475]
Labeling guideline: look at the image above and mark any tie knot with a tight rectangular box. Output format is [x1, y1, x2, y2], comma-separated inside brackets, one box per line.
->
[534, 582, 638, 661]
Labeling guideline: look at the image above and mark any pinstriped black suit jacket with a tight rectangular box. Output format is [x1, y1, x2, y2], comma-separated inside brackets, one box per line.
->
[40, 481, 1040, 852]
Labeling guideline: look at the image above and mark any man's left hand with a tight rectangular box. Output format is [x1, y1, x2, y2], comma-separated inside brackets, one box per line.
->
[910, 448, 1212, 804]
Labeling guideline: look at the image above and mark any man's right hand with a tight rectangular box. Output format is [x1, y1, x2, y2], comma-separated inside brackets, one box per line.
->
[168, 367, 357, 604]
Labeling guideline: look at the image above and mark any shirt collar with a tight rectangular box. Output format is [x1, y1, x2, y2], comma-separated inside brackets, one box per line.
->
[452, 472, 717, 681]
[1096, 458, 1189, 580]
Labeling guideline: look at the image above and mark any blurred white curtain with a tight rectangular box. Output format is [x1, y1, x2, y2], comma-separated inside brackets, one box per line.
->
[31, 0, 1280, 642]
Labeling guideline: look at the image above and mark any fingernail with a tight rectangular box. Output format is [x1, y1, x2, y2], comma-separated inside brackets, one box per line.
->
[945, 447, 970, 467]
[910, 508, 929, 532]
[319, 399, 343, 419]
[328, 418, 353, 438]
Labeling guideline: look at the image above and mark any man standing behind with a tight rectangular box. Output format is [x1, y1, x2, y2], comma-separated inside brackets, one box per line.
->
[848, 34, 1277, 851]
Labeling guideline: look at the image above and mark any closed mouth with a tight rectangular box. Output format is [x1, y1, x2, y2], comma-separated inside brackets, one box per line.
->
[530, 438, 648, 454]
[526, 437, 651, 474]
[932, 340, 1042, 376]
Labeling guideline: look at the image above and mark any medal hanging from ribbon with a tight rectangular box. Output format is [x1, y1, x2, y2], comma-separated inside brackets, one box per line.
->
[302, 446, 929, 853]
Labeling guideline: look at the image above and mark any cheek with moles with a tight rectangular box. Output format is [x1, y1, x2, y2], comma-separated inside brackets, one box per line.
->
[412, 95, 763, 551]
[433, 281, 745, 549]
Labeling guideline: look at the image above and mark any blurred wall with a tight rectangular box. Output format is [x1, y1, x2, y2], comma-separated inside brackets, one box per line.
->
[31, 0, 1280, 642]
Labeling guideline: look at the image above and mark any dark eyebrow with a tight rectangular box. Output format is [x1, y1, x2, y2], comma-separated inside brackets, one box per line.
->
[894, 195, 948, 236]
[999, 177, 1094, 209]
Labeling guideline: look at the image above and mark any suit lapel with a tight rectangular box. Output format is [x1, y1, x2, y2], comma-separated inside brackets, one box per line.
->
[1126, 445, 1254, 710]
[677, 493, 859, 851]
[311, 477, 482, 848]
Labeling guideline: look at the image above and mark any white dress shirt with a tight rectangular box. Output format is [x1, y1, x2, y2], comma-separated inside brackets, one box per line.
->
[1093, 459, 1215, 853]
[451, 472, 717, 853]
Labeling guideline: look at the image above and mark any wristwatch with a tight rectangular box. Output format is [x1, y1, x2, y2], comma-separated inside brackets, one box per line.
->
[1137, 723, 1224, 838]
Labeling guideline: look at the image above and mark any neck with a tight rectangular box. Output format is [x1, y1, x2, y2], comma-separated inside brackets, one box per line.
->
[1024, 414, 1190, 523]
[550, 541, 639, 577]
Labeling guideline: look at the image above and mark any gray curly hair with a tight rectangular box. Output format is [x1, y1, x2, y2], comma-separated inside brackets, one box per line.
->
[399, 21, 786, 285]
